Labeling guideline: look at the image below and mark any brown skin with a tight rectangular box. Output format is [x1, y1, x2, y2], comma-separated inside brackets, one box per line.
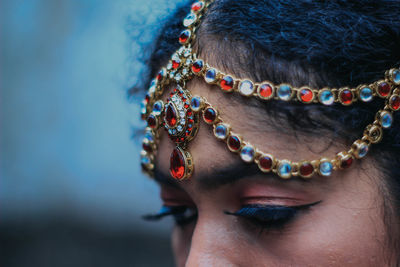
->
[154, 79, 390, 266]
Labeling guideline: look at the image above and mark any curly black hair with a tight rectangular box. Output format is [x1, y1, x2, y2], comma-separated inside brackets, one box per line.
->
[131, 0, 400, 262]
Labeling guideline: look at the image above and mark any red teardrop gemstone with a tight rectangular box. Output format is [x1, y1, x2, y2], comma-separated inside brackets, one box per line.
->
[339, 89, 353, 105]
[191, 1, 204, 12]
[259, 156, 273, 171]
[228, 135, 241, 151]
[299, 88, 313, 103]
[377, 82, 391, 97]
[166, 104, 178, 128]
[299, 162, 314, 177]
[220, 75, 234, 91]
[203, 107, 217, 124]
[170, 148, 186, 180]
[258, 83, 273, 99]
[340, 157, 353, 169]
[390, 95, 400, 110]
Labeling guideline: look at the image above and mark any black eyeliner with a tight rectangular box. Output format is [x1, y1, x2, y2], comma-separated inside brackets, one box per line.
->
[224, 201, 321, 229]
[142, 206, 197, 226]
[142, 206, 186, 220]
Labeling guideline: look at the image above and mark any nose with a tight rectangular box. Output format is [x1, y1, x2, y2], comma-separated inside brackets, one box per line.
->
[184, 216, 237, 267]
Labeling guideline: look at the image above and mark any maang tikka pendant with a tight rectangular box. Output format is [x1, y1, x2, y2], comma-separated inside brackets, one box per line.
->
[164, 86, 200, 180]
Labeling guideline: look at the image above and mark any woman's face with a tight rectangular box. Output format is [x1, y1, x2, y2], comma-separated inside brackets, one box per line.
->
[154, 79, 389, 266]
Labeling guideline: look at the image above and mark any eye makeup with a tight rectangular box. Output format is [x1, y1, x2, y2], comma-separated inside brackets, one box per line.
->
[225, 201, 321, 230]
[142, 206, 197, 226]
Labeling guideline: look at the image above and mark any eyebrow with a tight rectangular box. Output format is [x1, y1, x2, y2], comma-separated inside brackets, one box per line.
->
[153, 162, 305, 190]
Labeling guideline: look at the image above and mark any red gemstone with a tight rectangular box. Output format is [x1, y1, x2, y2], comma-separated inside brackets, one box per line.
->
[147, 115, 157, 129]
[166, 104, 177, 127]
[142, 142, 152, 153]
[145, 94, 150, 103]
[192, 60, 203, 73]
[300, 88, 313, 103]
[299, 162, 314, 177]
[228, 135, 241, 151]
[172, 58, 181, 69]
[179, 30, 191, 44]
[390, 95, 400, 110]
[191, 1, 204, 12]
[259, 156, 273, 171]
[377, 82, 391, 97]
[170, 148, 185, 180]
[203, 107, 217, 123]
[259, 83, 273, 98]
[156, 69, 164, 81]
[339, 89, 353, 105]
[220, 76, 234, 91]
[340, 157, 353, 169]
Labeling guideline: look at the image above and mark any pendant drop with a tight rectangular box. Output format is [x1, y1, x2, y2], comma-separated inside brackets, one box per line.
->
[170, 146, 194, 180]
[164, 86, 200, 180]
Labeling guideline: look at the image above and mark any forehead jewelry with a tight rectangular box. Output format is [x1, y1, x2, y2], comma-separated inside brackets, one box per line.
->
[139, 0, 400, 180]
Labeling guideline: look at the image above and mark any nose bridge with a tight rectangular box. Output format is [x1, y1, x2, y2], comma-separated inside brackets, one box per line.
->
[185, 215, 236, 267]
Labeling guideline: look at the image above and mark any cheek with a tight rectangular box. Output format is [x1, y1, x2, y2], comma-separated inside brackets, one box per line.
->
[281, 167, 389, 265]
[170, 204, 388, 266]
[255, 204, 387, 266]
[298, 205, 386, 265]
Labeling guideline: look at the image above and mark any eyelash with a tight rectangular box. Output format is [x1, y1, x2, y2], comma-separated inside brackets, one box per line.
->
[142, 206, 198, 226]
[224, 201, 320, 231]
[143, 201, 320, 230]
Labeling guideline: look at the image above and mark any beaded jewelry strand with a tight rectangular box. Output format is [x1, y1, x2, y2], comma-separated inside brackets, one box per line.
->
[139, 0, 400, 180]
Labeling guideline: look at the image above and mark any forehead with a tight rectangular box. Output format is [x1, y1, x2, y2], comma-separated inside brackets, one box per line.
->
[156, 78, 341, 187]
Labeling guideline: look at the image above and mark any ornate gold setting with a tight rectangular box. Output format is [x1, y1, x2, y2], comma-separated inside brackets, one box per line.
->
[169, 146, 194, 181]
[139, 0, 399, 180]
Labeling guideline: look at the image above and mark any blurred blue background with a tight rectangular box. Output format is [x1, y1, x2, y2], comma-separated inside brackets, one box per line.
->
[1, 0, 185, 266]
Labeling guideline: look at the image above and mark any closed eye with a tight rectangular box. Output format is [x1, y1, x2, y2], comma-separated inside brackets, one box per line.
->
[142, 206, 197, 226]
[225, 201, 321, 230]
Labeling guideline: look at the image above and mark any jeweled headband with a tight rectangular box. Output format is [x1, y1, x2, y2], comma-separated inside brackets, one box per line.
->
[139, 0, 400, 180]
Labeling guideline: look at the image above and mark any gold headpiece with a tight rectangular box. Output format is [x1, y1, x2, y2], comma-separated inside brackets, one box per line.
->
[139, 0, 400, 180]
